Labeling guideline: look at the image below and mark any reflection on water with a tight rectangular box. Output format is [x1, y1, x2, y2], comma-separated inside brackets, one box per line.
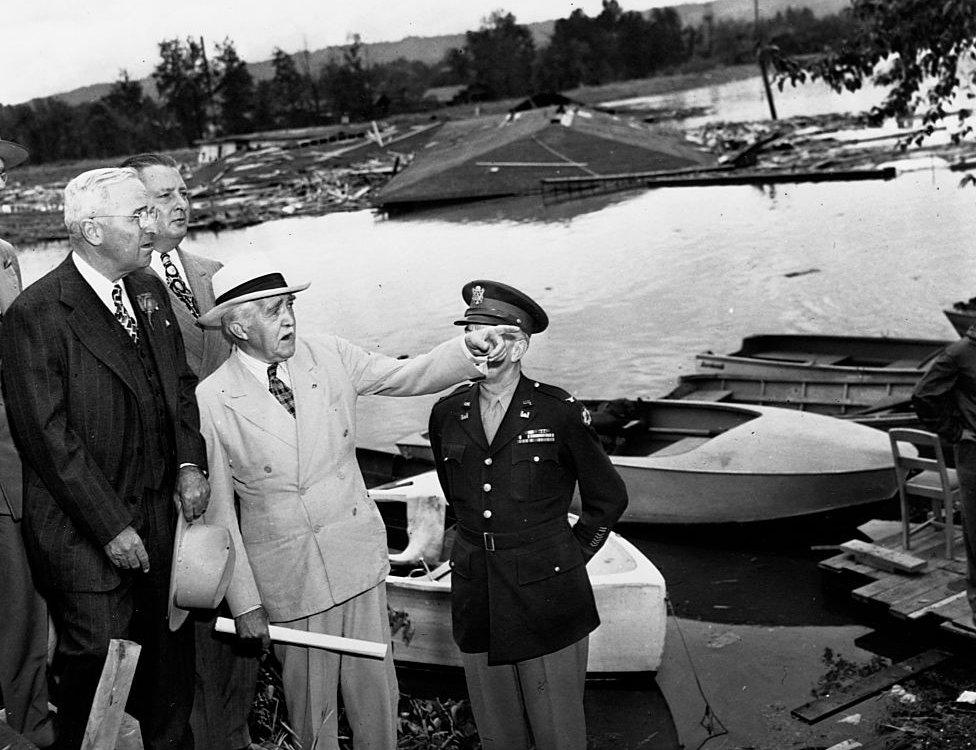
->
[602, 74, 888, 128]
[20, 168, 974, 452]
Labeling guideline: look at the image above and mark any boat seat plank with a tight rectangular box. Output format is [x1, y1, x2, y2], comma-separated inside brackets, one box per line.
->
[790, 649, 950, 724]
[653, 436, 710, 457]
[839, 539, 927, 574]
[851, 572, 910, 601]
[886, 359, 924, 369]
[677, 389, 734, 402]
[752, 351, 846, 365]
[906, 590, 968, 620]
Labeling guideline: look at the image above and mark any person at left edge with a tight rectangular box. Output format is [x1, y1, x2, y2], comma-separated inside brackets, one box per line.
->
[121, 152, 254, 750]
[194, 255, 517, 750]
[1, 167, 210, 750]
[0, 136, 56, 748]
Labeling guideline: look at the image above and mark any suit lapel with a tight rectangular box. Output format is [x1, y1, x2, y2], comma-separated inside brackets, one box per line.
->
[179, 249, 217, 310]
[220, 356, 298, 449]
[488, 375, 535, 456]
[455, 384, 488, 451]
[60, 259, 141, 397]
[292, 344, 325, 473]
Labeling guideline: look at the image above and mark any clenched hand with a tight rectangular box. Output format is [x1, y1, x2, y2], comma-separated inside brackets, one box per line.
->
[464, 324, 522, 363]
[104, 526, 150, 573]
[236, 606, 271, 651]
[175, 464, 210, 521]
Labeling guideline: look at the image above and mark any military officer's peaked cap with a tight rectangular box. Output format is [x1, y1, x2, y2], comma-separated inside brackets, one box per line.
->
[454, 279, 548, 334]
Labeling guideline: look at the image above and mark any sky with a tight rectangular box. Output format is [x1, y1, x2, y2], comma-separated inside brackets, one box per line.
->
[1, 0, 698, 105]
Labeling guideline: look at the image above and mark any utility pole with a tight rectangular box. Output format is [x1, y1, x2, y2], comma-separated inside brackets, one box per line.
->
[754, 0, 778, 120]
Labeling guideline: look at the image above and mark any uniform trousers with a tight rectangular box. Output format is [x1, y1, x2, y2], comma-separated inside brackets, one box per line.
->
[954, 441, 976, 615]
[0, 513, 53, 747]
[275, 583, 398, 750]
[190, 610, 260, 750]
[461, 636, 589, 750]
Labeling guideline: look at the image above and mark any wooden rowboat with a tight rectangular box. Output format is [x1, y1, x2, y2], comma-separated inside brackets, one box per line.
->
[945, 306, 976, 337]
[369, 470, 668, 674]
[664, 372, 919, 430]
[696, 334, 948, 382]
[396, 398, 904, 525]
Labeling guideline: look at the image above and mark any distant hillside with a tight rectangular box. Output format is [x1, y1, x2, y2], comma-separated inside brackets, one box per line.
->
[47, 0, 847, 107]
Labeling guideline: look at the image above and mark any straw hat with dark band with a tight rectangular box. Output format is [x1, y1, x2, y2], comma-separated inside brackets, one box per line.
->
[198, 256, 310, 327]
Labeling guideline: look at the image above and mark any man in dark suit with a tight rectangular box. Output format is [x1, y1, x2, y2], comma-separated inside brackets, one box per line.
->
[1, 167, 210, 750]
[121, 153, 254, 750]
[0, 136, 55, 748]
[428, 280, 629, 750]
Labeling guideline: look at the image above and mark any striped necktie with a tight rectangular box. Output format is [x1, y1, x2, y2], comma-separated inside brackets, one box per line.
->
[112, 284, 139, 345]
[161, 252, 200, 318]
[267, 363, 296, 418]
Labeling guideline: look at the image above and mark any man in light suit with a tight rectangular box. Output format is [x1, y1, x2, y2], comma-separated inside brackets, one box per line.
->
[1, 167, 210, 750]
[195, 256, 516, 750]
[0, 136, 55, 748]
[122, 153, 253, 750]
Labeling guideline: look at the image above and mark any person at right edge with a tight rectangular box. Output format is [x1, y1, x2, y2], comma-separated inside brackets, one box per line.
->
[428, 280, 629, 750]
[912, 331, 976, 625]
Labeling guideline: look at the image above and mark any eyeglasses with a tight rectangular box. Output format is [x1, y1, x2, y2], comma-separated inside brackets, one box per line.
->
[89, 206, 158, 227]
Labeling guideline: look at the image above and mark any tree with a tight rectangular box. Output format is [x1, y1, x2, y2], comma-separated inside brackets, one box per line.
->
[213, 39, 254, 134]
[271, 47, 311, 127]
[153, 37, 214, 144]
[465, 11, 535, 99]
[320, 35, 374, 121]
[772, 0, 976, 142]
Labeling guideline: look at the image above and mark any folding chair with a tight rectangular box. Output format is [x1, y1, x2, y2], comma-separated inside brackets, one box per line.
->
[888, 428, 961, 559]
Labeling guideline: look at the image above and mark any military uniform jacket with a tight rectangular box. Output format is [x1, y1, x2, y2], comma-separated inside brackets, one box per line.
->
[428, 374, 628, 664]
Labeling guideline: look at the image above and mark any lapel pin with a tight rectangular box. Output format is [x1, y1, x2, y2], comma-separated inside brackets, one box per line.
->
[520, 410, 531, 418]
[460, 413, 469, 421]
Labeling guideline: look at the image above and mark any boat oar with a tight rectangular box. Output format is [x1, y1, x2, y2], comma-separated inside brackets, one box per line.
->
[214, 617, 387, 659]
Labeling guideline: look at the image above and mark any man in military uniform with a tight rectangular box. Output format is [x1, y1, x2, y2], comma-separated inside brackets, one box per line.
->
[428, 280, 629, 750]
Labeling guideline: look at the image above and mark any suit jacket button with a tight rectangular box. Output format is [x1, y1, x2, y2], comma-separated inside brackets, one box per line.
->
[554, 565, 561, 572]
[533, 456, 540, 462]
[264, 466, 272, 473]
[313, 524, 322, 533]
[484, 458, 492, 466]
[483, 483, 491, 492]
[300, 487, 308, 496]
[483, 510, 492, 518]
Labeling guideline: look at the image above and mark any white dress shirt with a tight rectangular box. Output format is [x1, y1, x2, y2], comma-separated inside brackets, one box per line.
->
[72, 252, 137, 324]
[149, 248, 190, 285]
[236, 347, 292, 388]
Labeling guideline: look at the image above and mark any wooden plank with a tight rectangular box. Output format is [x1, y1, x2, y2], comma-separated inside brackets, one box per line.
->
[840, 540, 927, 574]
[887, 570, 966, 616]
[81, 638, 142, 750]
[929, 594, 975, 624]
[908, 591, 968, 620]
[852, 573, 913, 602]
[820, 553, 880, 578]
[791, 649, 951, 724]
[857, 732, 913, 750]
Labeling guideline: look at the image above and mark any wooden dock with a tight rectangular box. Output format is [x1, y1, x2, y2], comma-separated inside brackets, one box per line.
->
[820, 524, 976, 640]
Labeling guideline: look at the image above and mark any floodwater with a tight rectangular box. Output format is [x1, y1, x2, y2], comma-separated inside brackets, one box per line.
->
[14, 75, 976, 748]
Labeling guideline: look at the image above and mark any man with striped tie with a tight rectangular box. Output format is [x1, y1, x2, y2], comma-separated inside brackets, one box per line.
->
[121, 153, 255, 750]
[1, 167, 210, 750]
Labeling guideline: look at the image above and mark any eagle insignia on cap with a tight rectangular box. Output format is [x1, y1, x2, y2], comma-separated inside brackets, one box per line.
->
[471, 285, 485, 306]
[581, 405, 592, 427]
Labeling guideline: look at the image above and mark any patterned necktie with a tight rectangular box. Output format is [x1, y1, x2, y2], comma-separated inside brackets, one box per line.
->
[267, 363, 296, 418]
[112, 284, 139, 345]
[483, 397, 505, 443]
[161, 252, 200, 318]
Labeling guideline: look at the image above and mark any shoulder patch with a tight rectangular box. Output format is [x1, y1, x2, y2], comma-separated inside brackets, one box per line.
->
[533, 380, 573, 402]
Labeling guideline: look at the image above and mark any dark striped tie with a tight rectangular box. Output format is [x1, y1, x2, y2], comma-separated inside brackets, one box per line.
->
[267, 363, 295, 418]
[161, 252, 200, 318]
[112, 284, 139, 344]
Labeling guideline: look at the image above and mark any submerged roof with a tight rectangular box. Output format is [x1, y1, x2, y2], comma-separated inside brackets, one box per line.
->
[375, 106, 713, 207]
